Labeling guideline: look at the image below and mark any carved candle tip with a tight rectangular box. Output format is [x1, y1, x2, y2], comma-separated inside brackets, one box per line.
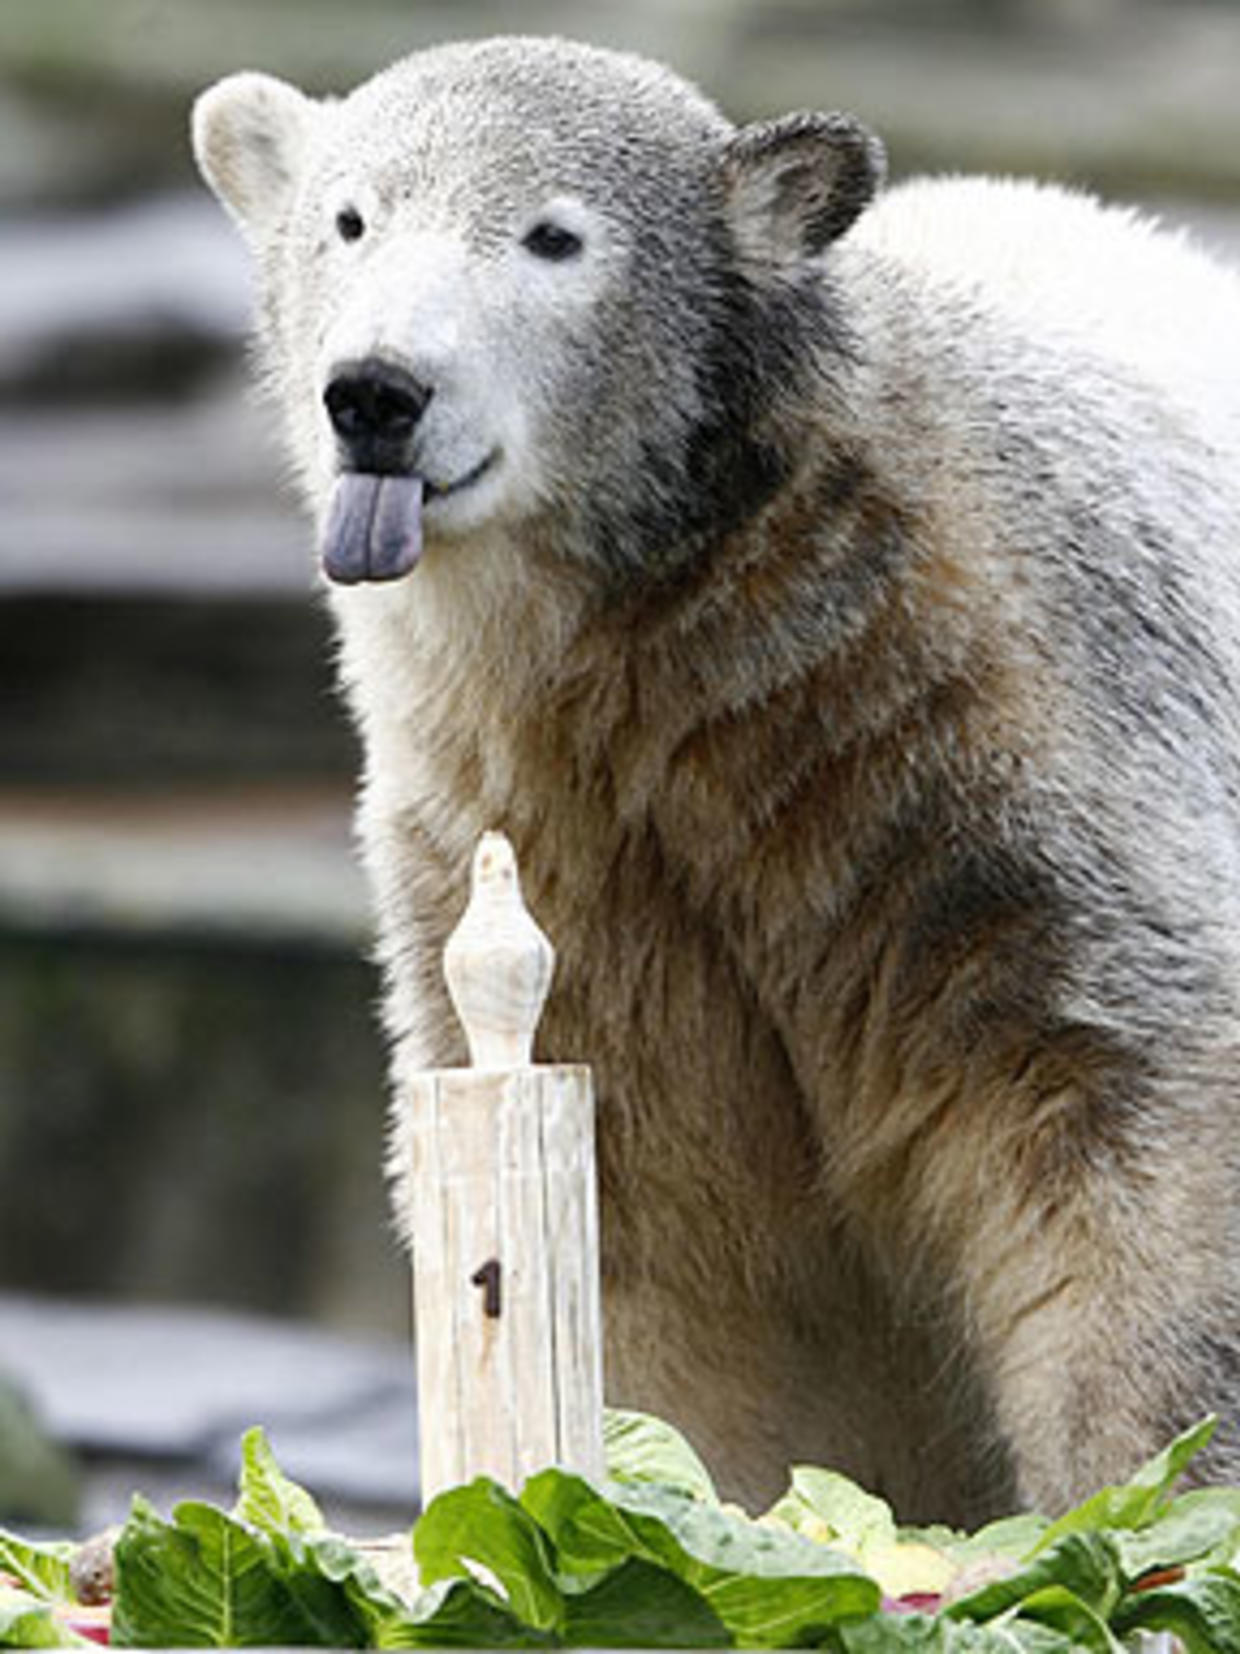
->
[474, 830, 517, 891]
[444, 832, 555, 1069]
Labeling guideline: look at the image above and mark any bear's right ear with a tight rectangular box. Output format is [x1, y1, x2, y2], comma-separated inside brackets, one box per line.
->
[721, 112, 885, 265]
[192, 72, 317, 241]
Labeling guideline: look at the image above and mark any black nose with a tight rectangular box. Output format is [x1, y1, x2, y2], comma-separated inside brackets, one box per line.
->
[324, 359, 433, 470]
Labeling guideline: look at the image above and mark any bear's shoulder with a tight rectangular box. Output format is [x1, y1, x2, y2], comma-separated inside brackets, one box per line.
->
[843, 173, 1240, 435]
[852, 174, 1225, 307]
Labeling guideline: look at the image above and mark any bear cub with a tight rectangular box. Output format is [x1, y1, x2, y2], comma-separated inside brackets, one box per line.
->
[194, 36, 1240, 1522]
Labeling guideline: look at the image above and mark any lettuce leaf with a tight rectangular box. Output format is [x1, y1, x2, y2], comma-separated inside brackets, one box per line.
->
[1111, 1569, 1240, 1652]
[1114, 1485, 1240, 1581]
[603, 1410, 718, 1504]
[995, 1584, 1124, 1653]
[113, 1496, 330, 1648]
[906, 1512, 1048, 1567]
[233, 1429, 326, 1539]
[767, 1468, 898, 1555]
[0, 1532, 88, 1649]
[413, 1479, 562, 1634]
[831, 1610, 1093, 1651]
[1032, 1416, 1216, 1556]
[764, 1470, 956, 1599]
[112, 1489, 392, 1648]
[6, 1412, 1240, 1649]
[522, 1468, 879, 1646]
[558, 1558, 730, 1648]
[0, 1589, 82, 1652]
[410, 1475, 731, 1648]
[0, 1537, 75, 1607]
[377, 1576, 552, 1649]
[942, 1532, 1121, 1624]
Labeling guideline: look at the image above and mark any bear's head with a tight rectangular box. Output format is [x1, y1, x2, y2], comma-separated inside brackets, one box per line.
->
[193, 37, 883, 599]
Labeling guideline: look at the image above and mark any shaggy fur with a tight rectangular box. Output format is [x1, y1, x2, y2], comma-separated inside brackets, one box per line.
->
[194, 36, 1240, 1522]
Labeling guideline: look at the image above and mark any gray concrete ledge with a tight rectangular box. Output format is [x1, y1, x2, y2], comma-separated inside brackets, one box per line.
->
[0, 784, 367, 947]
[0, 1293, 418, 1531]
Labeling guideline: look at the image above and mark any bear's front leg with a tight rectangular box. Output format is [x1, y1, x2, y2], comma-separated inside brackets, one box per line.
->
[942, 1104, 1240, 1514]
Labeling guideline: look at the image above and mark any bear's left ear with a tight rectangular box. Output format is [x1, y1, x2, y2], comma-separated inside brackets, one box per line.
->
[721, 112, 885, 263]
[192, 71, 318, 242]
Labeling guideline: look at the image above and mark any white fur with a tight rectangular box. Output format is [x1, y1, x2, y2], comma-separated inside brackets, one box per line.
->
[193, 38, 1240, 1518]
[851, 176, 1240, 447]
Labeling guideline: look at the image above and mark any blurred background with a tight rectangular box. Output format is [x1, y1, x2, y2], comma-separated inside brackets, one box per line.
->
[2, 0, 1239, 1536]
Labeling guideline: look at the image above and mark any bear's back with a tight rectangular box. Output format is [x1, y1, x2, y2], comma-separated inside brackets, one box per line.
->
[849, 175, 1240, 452]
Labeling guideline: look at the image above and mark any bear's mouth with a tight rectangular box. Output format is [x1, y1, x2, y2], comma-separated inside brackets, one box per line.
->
[321, 453, 497, 585]
[425, 450, 498, 504]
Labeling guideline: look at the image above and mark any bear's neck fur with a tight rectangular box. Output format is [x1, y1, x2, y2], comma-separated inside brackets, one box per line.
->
[566, 234, 864, 589]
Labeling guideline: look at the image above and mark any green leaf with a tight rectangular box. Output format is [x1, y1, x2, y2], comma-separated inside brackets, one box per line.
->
[0, 1587, 86, 1650]
[1112, 1569, 1240, 1653]
[234, 1430, 404, 1642]
[764, 1467, 957, 1599]
[766, 1468, 898, 1554]
[830, 1616, 950, 1654]
[376, 1576, 552, 1649]
[413, 1478, 563, 1633]
[832, 1613, 1082, 1652]
[973, 1622, 1094, 1653]
[562, 1558, 730, 1647]
[1009, 1584, 1124, 1653]
[1033, 1417, 1216, 1554]
[112, 1494, 379, 1648]
[943, 1531, 1121, 1624]
[0, 1535, 74, 1606]
[251, 1529, 384, 1648]
[524, 1469, 879, 1646]
[232, 1427, 326, 1537]
[519, 1469, 636, 1575]
[24, 1411, 1240, 1651]
[1113, 1485, 1240, 1581]
[937, 1513, 1049, 1565]
[113, 1497, 305, 1647]
[0, 1534, 94, 1648]
[603, 1409, 719, 1504]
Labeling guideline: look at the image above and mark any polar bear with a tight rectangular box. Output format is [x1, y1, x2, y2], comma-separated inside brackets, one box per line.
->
[193, 35, 1240, 1522]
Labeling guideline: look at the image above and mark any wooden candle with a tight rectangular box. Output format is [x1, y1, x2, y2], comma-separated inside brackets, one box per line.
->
[404, 832, 605, 1504]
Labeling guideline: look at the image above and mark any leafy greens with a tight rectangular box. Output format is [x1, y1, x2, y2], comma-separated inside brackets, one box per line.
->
[2, 1413, 1239, 1649]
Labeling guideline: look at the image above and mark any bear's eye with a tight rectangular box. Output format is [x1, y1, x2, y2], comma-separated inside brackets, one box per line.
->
[522, 220, 583, 262]
[336, 206, 366, 243]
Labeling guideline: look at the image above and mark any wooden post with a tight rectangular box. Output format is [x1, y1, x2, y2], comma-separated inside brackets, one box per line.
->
[405, 832, 605, 1504]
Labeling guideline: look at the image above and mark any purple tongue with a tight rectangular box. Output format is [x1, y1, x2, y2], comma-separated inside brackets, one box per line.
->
[322, 473, 424, 585]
